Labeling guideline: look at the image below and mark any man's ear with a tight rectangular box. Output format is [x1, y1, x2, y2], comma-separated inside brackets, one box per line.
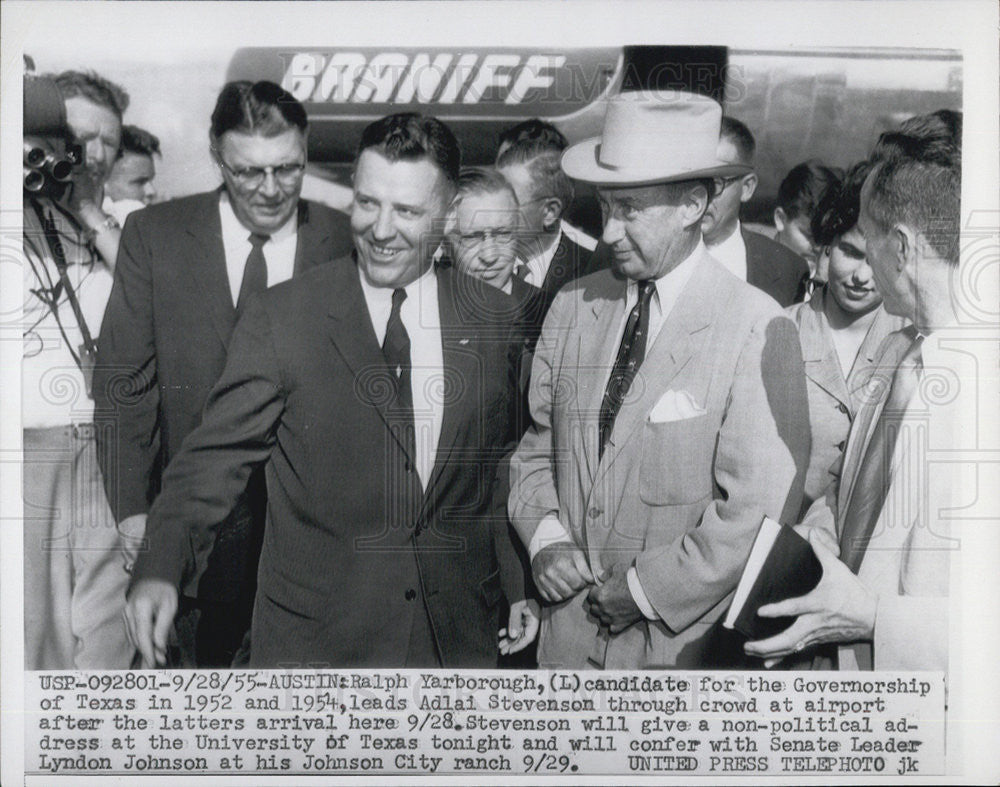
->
[739, 172, 759, 204]
[540, 197, 563, 232]
[682, 182, 711, 230]
[774, 206, 788, 232]
[894, 223, 918, 270]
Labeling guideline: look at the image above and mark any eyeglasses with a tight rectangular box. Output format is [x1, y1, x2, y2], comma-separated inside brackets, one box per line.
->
[459, 228, 515, 246]
[214, 153, 306, 190]
[712, 175, 744, 194]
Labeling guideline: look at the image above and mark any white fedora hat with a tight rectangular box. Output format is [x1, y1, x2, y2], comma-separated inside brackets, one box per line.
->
[562, 90, 751, 186]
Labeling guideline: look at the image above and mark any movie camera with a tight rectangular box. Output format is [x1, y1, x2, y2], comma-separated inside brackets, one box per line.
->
[23, 74, 84, 200]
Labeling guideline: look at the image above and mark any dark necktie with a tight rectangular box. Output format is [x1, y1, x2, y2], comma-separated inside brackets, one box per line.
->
[839, 332, 924, 572]
[382, 288, 417, 468]
[598, 280, 656, 459]
[236, 232, 270, 312]
[513, 262, 530, 282]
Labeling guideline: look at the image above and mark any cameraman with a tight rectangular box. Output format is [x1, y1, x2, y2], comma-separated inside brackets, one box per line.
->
[55, 71, 127, 268]
[23, 69, 134, 669]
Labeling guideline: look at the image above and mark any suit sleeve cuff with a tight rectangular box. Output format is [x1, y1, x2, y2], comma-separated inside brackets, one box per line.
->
[627, 565, 659, 620]
[528, 514, 571, 561]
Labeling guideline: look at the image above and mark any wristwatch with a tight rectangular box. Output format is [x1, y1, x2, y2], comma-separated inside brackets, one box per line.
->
[86, 214, 120, 240]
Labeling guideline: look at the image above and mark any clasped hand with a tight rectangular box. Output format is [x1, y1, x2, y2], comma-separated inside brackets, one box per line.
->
[532, 543, 642, 633]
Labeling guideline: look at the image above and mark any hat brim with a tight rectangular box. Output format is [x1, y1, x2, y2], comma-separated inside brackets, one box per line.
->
[562, 137, 752, 187]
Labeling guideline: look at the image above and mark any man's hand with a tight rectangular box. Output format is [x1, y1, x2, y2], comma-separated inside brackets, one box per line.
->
[117, 513, 148, 574]
[793, 521, 839, 557]
[66, 161, 105, 216]
[124, 578, 178, 668]
[531, 541, 595, 603]
[585, 563, 643, 634]
[499, 599, 541, 655]
[744, 529, 877, 666]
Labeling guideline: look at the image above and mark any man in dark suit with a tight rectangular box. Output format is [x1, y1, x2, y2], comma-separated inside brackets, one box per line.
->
[444, 166, 546, 354]
[94, 81, 352, 667]
[496, 119, 602, 313]
[123, 113, 534, 669]
[701, 116, 809, 306]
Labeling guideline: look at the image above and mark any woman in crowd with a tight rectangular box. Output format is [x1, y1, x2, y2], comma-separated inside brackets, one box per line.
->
[787, 161, 907, 517]
[773, 159, 843, 289]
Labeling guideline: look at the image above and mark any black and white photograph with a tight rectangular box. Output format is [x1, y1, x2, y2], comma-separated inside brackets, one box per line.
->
[2, 1, 998, 783]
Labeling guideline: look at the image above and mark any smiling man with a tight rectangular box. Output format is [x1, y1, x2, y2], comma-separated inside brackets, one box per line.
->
[508, 91, 809, 669]
[122, 113, 535, 669]
[95, 81, 353, 667]
[104, 125, 161, 221]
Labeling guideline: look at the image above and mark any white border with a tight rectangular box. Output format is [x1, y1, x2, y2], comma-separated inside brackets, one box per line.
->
[3, 1, 998, 784]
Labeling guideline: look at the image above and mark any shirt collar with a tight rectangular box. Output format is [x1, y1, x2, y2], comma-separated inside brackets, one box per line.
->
[707, 219, 745, 254]
[524, 227, 563, 270]
[626, 238, 704, 307]
[218, 190, 298, 243]
[357, 260, 438, 304]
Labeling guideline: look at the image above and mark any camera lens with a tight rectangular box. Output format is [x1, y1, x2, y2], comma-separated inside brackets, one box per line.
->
[24, 145, 46, 168]
[23, 167, 45, 192]
[46, 156, 73, 182]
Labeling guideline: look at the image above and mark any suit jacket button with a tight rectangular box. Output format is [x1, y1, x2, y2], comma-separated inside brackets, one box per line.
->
[405, 462, 414, 473]
[588, 507, 601, 519]
[837, 440, 846, 452]
[837, 402, 849, 414]
[405, 589, 416, 601]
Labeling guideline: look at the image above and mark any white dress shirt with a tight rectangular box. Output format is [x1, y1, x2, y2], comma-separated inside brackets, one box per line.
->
[358, 263, 444, 489]
[22, 206, 114, 427]
[102, 195, 146, 225]
[560, 219, 598, 252]
[526, 240, 705, 617]
[519, 221, 597, 289]
[706, 220, 748, 282]
[219, 192, 299, 306]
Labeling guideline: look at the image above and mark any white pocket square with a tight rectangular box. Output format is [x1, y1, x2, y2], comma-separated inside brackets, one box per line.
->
[648, 389, 706, 423]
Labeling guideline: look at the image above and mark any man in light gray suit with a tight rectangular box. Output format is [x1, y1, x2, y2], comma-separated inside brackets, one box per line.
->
[509, 90, 810, 669]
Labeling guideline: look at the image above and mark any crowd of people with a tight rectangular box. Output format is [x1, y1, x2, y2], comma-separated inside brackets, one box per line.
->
[22, 65, 965, 674]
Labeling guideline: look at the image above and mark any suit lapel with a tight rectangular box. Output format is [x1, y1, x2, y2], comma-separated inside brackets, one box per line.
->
[325, 256, 416, 462]
[835, 327, 916, 530]
[574, 276, 628, 485]
[799, 292, 851, 407]
[846, 306, 903, 400]
[541, 232, 570, 295]
[742, 228, 780, 291]
[418, 269, 481, 508]
[182, 193, 236, 348]
[292, 201, 333, 275]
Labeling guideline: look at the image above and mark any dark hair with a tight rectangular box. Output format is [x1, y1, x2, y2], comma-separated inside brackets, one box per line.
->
[719, 116, 755, 165]
[870, 109, 962, 169]
[455, 167, 518, 204]
[52, 70, 129, 120]
[864, 155, 960, 265]
[357, 113, 461, 187]
[776, 160, 844, 220]
[120, 125, 161, 158]
[900, 109, 962, 148]
[495, 118, 568, 164]
[210, 80, 308, 140]
[495, 120, 573, 214]
[810, 161, 871, 247]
